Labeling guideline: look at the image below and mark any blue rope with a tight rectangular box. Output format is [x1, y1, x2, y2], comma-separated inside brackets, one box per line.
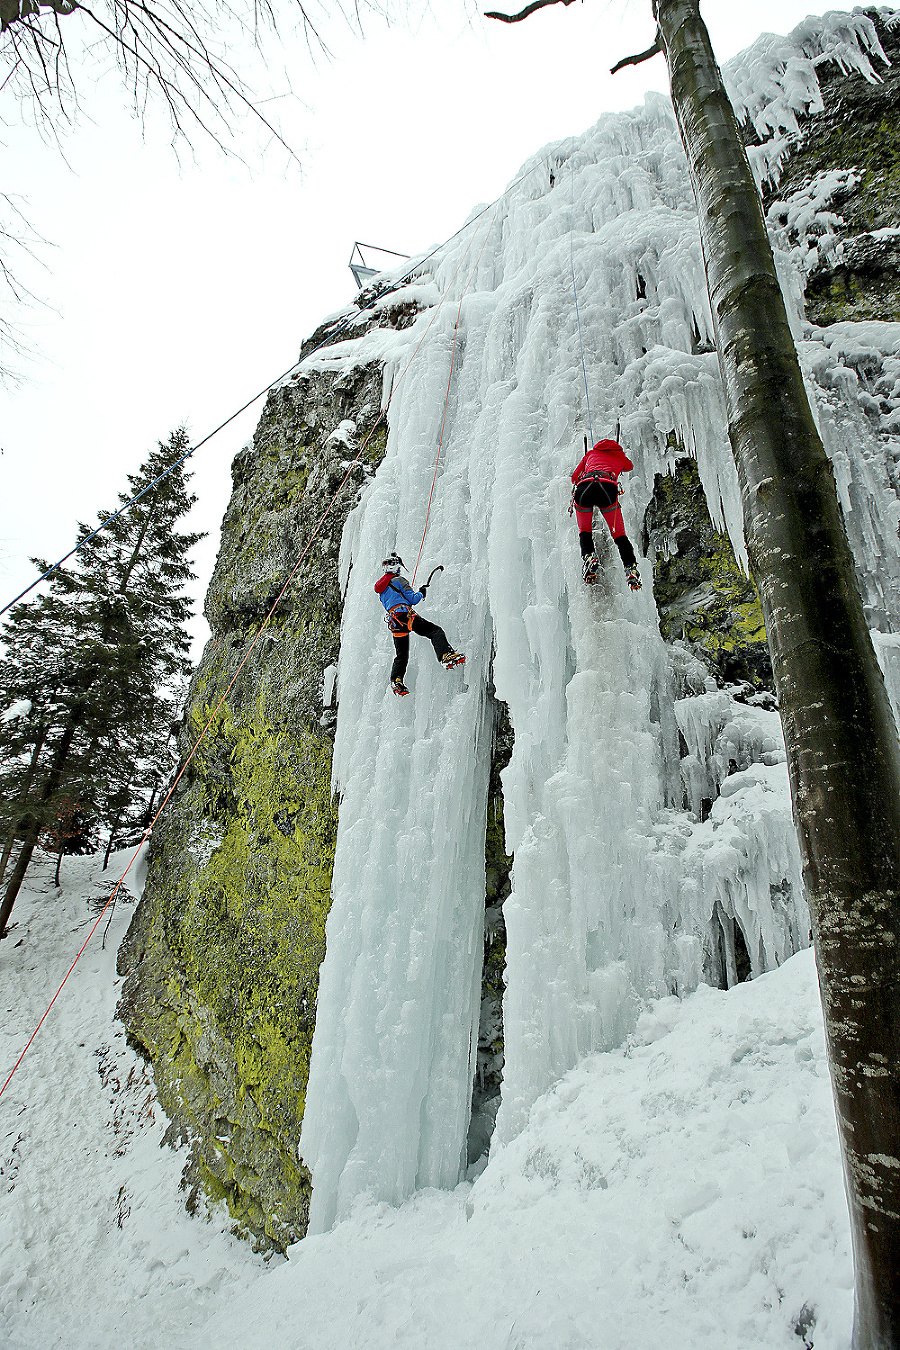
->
[1, 160, 545, 621]
[569, 143, 594, 446]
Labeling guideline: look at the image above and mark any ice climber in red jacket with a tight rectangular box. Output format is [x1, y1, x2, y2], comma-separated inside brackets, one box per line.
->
[570, 438, 642, 590]
[375, 552, 465, 697]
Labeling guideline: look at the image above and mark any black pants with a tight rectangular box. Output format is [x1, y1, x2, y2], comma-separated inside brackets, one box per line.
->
[579, 530, 637, 569]
[391, 614, 450, 682]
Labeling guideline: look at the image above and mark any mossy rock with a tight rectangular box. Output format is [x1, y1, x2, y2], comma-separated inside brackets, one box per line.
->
[644, 459, 773, 691]
[117, 320, 397, 1249]
[762, 11, 900, 327]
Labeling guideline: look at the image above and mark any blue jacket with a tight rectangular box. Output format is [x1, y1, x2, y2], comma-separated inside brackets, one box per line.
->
[374, 573, 424, 613]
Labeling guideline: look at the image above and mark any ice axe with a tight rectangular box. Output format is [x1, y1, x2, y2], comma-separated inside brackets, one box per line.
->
[423, 565, 444, 592]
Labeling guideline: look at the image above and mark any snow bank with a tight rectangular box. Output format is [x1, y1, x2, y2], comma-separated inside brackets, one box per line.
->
[0, 852, 263, 1350]
[1, 700, 32, 723]
[210, 950, 852, 1350]
[1, 863, 852, 1348]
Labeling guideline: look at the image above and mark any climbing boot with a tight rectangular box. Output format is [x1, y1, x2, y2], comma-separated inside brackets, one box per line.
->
[441, 651, 466, 670]
[391, 677, 410, 696]
[626, 565, 642, 591]
[582, 553, 599, 585]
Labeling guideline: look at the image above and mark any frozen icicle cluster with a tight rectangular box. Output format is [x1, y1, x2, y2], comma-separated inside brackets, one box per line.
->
[300, 12, 900, 1227]
[722, 11, 888, 188]
[674, 692, 787, 819]
[767, 170, 860, 276]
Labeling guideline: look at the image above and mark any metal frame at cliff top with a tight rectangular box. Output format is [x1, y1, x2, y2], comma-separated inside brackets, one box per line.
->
[349, 242, 409, 290]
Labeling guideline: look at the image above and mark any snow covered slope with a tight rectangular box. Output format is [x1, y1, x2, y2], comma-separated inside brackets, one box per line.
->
[300, 8, 900, 1232]
[0, 854, 264, 1350]
[213, 948, 853, 1350]
[0, 858, 853, 1350]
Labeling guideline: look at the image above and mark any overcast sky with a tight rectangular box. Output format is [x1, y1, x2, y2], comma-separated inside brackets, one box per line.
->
[0, 0, 862, 651]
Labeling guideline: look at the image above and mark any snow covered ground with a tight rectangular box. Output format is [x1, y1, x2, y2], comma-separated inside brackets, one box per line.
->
[0, 853, 263, 1350]
[1, 852, 852, 1349]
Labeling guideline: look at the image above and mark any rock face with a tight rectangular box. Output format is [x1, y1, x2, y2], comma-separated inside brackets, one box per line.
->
[117, 304, 392, 1249]
[764, 12, 900, 327]
[643, 457, 772, 693]
[118, 12, 900, 1250]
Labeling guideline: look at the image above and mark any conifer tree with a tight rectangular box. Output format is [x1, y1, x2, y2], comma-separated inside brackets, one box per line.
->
[0, 428, 202, 932]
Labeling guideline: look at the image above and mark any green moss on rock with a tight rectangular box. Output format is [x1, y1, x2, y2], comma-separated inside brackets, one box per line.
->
[117, 321, 404, 1248]
[762, 11, 900, 327]
[644, 459, 773, 691]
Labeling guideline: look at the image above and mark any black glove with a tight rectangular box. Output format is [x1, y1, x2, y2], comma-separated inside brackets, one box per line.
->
[419, 584, 428, 598]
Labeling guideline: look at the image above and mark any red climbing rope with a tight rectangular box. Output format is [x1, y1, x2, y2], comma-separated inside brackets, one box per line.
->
[0, 216, 497, 1102]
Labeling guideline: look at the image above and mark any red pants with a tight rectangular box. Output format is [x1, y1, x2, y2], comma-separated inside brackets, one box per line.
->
[573, 477, 636, 569]
[573, 478, 625, 539]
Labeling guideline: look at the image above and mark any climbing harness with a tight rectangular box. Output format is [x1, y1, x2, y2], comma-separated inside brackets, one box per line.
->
[385, 607, 416, 635]
[383, 577, 417, 635]
[576, 469, 619, 490]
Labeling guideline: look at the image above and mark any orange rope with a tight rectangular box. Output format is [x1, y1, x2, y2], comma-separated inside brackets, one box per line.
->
[0, 219, 493, 1102]
[411, 207, 499, 586]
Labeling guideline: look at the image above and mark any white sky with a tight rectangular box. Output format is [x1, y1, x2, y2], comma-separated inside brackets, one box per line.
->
[0, 1, 858, 651]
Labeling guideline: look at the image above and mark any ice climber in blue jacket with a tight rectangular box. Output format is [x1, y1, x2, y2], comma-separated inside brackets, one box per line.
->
[374, 552, 465, 696]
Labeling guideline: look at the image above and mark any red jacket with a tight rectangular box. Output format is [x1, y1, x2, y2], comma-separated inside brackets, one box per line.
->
[571, 439, 633, 485]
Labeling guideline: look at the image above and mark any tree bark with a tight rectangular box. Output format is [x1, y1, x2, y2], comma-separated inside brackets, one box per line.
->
[0, 723, 47, 886]
[0, 718, 77, 936]
[652, 2, 900, 1343]
[102, 805, 123, 871]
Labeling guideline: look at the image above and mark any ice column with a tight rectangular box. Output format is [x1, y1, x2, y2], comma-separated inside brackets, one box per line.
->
[299, 15, 892, 1215]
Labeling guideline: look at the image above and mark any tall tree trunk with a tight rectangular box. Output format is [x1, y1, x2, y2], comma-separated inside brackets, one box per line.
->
[0, 724, 47, 886]
[117, 495, 157, 595]
[0, 827, 20, 893]
[102, 805, 124, 871]
[0, 718, 78, 936]
[653, 2, 900, 1343]
[140, 779, 160, 832]
[53, 838, 64, 888]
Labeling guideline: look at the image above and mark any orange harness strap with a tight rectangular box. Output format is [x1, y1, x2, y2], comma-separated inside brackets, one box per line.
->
[386, 604, 416, 635]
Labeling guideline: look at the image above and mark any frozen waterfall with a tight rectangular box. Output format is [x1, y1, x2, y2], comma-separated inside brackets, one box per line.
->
[299, 11, 900, 1231]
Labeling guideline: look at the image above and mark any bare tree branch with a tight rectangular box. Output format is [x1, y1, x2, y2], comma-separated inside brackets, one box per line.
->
[484, 0, 577, 24]
[610, 34, 661, 74]
[0, 194, 52, 385]
[0, 1, 418, 378]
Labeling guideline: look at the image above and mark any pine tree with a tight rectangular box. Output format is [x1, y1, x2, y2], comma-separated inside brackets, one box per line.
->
[0, 428, 203, 932]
